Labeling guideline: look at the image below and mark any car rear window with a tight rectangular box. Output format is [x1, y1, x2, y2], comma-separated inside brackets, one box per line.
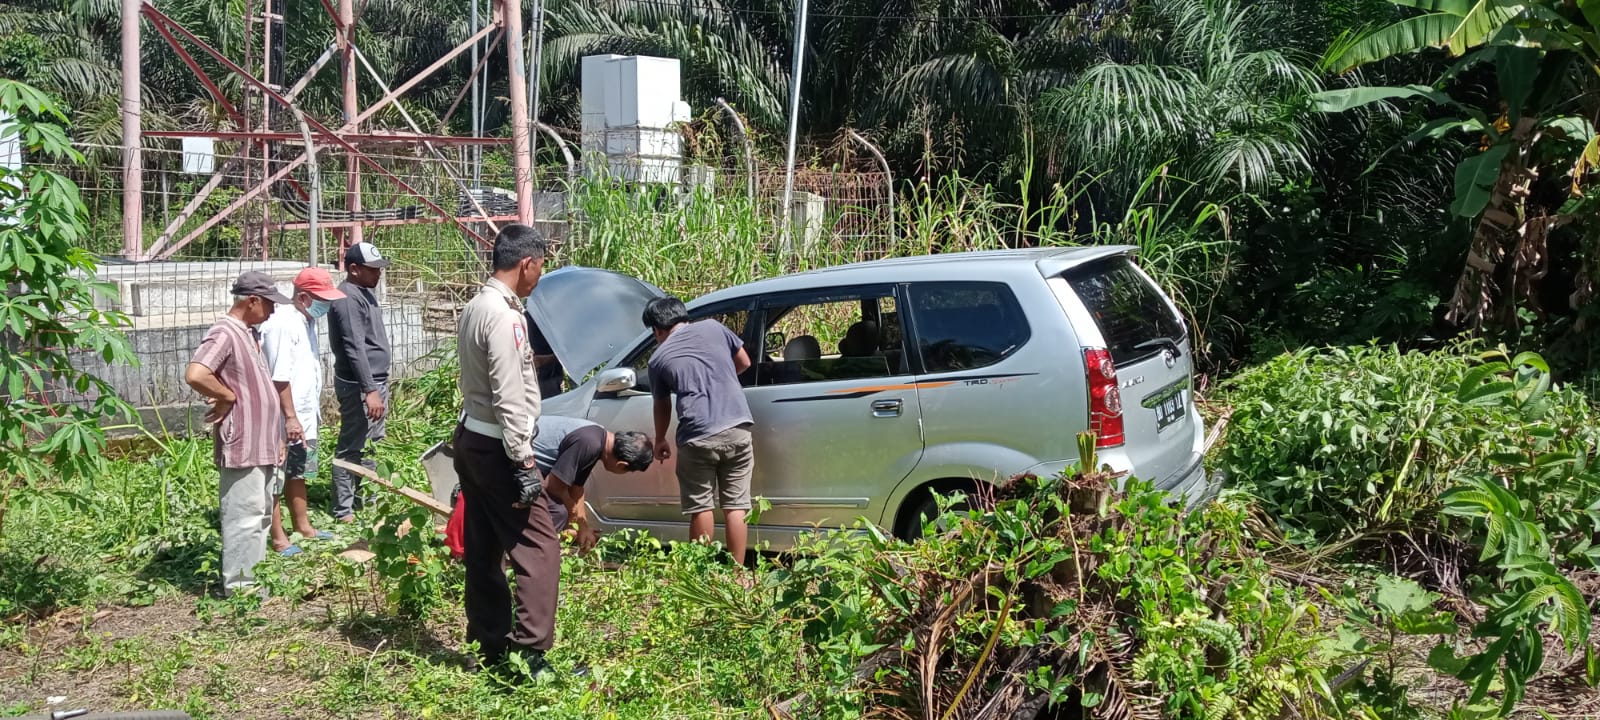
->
[1063, 257, 1186, 366]
[907, 282, 1030, 374]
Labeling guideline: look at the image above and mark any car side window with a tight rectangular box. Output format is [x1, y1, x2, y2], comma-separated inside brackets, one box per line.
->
[907, 282, 1029, 374]
[753, 291, 907, 386]
[626, 309, 754, 390]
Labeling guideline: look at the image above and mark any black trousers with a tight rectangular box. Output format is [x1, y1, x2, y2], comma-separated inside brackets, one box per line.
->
[453, 426, 560, 656]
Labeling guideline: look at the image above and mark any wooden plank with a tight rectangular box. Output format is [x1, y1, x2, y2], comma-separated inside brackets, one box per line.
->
[332, 458, 453, 518]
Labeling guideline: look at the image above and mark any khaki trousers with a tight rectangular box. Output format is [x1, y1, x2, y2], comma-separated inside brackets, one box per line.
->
[218, 464, 275, 596]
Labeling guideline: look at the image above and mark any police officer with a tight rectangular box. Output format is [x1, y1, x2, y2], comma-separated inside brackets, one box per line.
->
[453, 223, 557, 674]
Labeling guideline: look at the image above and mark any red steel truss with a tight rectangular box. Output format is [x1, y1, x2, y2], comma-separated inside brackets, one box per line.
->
[120, 0, 535, 262]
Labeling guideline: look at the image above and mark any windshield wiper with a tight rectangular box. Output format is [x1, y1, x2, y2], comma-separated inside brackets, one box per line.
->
[1134, 337, 1183, 357]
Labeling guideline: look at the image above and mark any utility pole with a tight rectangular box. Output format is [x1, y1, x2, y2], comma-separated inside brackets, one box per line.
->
[470, 0, 481, 189]
[121, 0, 143, 260]
[780, 0, 809, 256]
[503, 0, 534, 225]
[339, 0, 362, 251]
[527, 0, 545, 220]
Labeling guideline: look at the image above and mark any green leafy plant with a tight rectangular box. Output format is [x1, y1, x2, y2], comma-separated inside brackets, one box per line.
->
[367, 500, 452, 620]
[0, 79, 135, 537]
[1321, 575, 1456, 720]
[1428, 352, 1597, 717]
[759, 447, 1335, 719]
[1216, 344, 1600, 547]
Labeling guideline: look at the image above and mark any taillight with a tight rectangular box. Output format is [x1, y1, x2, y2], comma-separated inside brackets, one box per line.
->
[1084, 348, 1125, 448]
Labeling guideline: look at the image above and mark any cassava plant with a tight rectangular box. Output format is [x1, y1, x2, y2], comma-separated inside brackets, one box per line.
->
[1430, 351, 1598, 716]
[0, 79, 135, 535]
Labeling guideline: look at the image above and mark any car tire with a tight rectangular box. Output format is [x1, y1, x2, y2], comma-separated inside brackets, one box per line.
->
[898, 486, 971, 541]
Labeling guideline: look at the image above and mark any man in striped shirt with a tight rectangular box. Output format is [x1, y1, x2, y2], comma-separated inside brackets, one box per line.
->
[184, 271, 294, 597]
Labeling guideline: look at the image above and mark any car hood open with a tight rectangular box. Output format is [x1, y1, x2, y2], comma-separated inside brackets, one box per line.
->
[525, 266, 666, 382]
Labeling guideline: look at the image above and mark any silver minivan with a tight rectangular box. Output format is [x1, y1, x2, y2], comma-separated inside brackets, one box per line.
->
[515, 245, 1214, 548]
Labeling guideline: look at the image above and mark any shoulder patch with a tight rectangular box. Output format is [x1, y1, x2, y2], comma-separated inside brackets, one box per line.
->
[514, 322, 526, 349]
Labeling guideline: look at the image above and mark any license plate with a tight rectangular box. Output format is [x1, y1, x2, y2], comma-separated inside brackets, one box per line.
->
[1155, 390, 1185, 431]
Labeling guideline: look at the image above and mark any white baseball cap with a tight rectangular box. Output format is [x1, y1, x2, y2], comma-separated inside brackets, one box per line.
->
[344, 242, 392, 269]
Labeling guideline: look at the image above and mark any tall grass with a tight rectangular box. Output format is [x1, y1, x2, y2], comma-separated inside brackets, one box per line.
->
[557, 167, 1237, 324]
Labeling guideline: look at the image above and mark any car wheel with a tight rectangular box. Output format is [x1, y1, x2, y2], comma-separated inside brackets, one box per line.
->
[899, 488, 971, 541]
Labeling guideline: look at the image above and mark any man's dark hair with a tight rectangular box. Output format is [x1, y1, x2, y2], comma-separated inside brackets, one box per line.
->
[492, 224, 548, 270]
[642, 296, 689, 332]
[612, 431, 654, 472]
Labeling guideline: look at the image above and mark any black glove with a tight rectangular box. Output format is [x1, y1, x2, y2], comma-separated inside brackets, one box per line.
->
[514, 463, 543, 506]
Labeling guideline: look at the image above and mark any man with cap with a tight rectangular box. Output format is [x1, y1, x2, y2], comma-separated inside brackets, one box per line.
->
[454, 223, 557, 674]
[328, 241, 393, 522]
[259, 267, 346, 555]
[184, 271, 294, 596]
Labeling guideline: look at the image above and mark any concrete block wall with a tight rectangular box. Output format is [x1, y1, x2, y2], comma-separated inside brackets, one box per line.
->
[63, 261, 456, 436]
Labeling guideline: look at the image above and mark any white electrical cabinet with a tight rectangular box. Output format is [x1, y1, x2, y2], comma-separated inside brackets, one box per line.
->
[580, 54, 689, 185]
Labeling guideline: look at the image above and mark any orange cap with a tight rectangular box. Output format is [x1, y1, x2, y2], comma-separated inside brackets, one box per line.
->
[293, 267, 347, 300]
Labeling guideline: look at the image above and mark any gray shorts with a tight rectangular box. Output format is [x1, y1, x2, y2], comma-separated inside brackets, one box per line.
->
[676, 426, 754, 514]
[281, 439, 318, 487]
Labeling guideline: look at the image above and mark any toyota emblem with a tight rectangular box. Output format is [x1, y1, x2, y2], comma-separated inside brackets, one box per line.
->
[1162, 349, 1177, 368]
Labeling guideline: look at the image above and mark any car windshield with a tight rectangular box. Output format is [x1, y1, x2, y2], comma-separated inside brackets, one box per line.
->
[1063, 257, 1186, 366]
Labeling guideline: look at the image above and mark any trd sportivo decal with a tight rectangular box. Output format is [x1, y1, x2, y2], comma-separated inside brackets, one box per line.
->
[770, 373, 1036, 403]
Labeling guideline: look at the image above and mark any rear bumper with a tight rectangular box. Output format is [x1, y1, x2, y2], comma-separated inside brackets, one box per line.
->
[1017, 449, 1212, 505]
[1165, 453, 1216, 509]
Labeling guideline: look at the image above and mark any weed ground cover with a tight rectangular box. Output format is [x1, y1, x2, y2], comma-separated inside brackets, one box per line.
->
[0, 358, 823, 718]
[3, 348, 1599, 718]
[2, 542, 809, 719]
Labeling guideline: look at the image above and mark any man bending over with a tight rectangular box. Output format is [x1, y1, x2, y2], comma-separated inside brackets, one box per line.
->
[530, 416, 654, 552]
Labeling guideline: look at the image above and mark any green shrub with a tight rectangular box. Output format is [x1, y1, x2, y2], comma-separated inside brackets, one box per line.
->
[1215, 344, 1600, 545]
[1221, 346, 1600, 718]
[756, 439, 1336, 719]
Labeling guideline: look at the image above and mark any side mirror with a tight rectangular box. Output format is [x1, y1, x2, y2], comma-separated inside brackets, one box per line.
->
[596, 367, 637, 394]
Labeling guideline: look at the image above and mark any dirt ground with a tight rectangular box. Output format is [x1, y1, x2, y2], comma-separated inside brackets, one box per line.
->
[0, 593, 465, 719]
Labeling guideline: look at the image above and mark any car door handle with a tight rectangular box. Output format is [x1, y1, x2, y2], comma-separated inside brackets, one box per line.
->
[871, 399, 903, 417]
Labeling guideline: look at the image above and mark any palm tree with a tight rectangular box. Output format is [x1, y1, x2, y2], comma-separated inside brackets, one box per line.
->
[864, 2, 1125, 176]
[0, 0, 125, 143]
[1038, 0, 1323, 200]
[537, 0, 1137, 180]
[540, 0, 789, 131]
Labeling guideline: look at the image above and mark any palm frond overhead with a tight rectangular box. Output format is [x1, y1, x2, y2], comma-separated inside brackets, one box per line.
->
[1040, 0, 1322, 198]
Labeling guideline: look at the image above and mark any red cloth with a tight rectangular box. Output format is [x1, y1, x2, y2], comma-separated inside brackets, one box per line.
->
[444, 495, 467, 560]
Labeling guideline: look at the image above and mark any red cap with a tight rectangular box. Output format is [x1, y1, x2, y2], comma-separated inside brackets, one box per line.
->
[293, 267, 347, 301]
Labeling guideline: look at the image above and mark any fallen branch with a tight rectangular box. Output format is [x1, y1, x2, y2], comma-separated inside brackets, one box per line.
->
[332, 458, 452, 518]
[1202, 407, 1233, 455]
[769, 647, 899, 719]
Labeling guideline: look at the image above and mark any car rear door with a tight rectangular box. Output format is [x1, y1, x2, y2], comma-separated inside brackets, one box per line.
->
[1059, 256, 1199, 489]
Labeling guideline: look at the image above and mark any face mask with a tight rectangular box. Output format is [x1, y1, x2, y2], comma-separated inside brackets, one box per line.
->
[307, 299, 331, 319]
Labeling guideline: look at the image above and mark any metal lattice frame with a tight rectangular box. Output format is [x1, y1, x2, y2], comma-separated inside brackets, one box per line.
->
[118, 0, 538, 263]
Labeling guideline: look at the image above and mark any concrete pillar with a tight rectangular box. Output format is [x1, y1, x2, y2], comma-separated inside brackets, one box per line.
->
[787, 191, 825, 255]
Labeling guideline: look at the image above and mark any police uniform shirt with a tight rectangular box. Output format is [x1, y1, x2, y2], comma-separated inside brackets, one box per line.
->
[457, 277, 541, 463]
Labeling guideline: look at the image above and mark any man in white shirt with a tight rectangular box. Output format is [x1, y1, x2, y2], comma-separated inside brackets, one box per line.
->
[259, 267, 346, 555]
